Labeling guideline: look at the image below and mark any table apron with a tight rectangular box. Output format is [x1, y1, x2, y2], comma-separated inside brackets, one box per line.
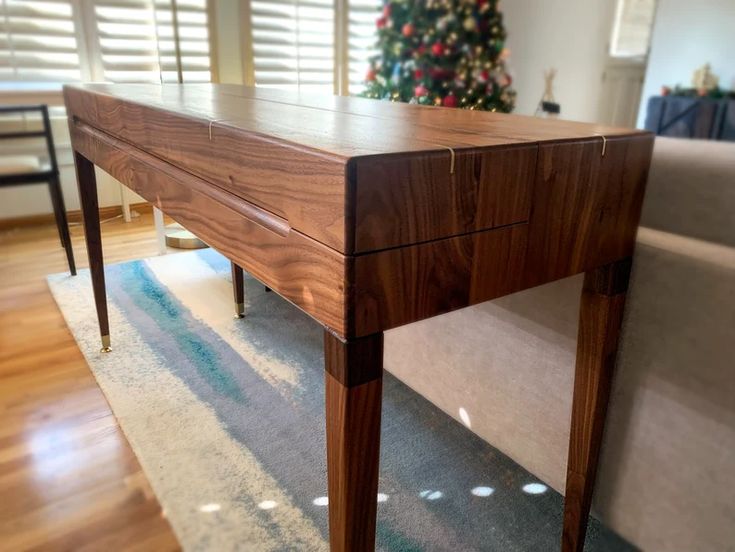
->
[69, 117, 349, 335]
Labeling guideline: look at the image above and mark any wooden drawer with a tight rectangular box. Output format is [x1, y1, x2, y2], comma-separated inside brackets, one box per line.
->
[69, 118, 348, 335]
[351, 144, 536, 252]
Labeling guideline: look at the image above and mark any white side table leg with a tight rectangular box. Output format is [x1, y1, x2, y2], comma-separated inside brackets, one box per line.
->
[120, 183, 132, 222]
[153, 207, 167, 255]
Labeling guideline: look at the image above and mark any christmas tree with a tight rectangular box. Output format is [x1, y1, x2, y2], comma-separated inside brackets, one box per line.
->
[361, 0, 515, 112]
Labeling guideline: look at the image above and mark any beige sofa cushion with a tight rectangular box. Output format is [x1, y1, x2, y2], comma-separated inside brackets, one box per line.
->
[0, 155, 42, 175]
[642, 137, 735, 247]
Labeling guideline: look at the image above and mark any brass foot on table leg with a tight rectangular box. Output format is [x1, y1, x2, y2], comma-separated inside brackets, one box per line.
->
[234, 302, 245, 319]
[100, 334, 112, 353]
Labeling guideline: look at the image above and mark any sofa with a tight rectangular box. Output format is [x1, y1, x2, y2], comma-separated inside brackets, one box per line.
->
[384, 137, 735, 551]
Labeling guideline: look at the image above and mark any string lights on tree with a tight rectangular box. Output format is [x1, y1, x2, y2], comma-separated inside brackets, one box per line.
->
[361, 0, 516, 112]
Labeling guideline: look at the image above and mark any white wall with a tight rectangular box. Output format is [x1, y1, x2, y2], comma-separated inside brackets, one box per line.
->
[503, 0, 618, 123]
[637, 0, 735, 127]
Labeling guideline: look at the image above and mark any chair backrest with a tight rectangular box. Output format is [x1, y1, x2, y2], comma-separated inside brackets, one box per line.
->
[0, 104, 59, 174]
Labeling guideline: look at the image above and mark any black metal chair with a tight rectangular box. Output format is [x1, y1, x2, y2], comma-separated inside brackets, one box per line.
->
[0, 104, 76, 275]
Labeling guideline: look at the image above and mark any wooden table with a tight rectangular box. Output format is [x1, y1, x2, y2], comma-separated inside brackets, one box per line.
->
[64, 83, 653, 552]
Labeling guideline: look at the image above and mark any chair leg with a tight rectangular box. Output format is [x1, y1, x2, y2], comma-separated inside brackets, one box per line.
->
[48, 174, 76, 275]
[231, 262, 245, 318]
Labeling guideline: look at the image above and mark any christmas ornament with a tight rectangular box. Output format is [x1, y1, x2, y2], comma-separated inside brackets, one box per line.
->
[443, 94, 458, 107]
[402, 23, 414, 37]
[366, 68, 376, 81]
[463, 16, 476, 31]
[431, 42, 444, 56]
[414, 84, 429, 97]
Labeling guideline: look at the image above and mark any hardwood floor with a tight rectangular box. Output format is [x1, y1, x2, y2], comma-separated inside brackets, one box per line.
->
[0, 211, 180, 551]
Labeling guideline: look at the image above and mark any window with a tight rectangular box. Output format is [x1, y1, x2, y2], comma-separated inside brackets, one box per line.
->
[250, 0, 335, 92]
[0, 0, 211, 84]
[610, 0, 657, 58]
[248, 0, 380, 94]
[0, 0, 83, 82]
[153, 0, 211, 83]
[347, 0, 380, 94]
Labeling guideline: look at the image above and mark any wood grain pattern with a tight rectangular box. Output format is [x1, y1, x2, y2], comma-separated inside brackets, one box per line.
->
[69, 118, 348, 335]
[523, 135, 654, 288]
[562, 259, 631, 552]
[64, 84, 650, 254]
[74, 151, 109, 346]
[324, 331, 383, 552]
[352, 223, 527, 336]
[324, 330, 384, 387]
[352, 144, 536, 252]
[63, 86, 349, 252]
[215, 84, 644, 141]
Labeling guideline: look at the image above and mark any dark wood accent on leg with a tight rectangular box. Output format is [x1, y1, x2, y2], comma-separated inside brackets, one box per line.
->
[324, 331, 383, 552]
[74, 152, 110, 352]
[48, 174, 76, 275]
[231, 262, 245, 318]
[562, 258, 631, 552]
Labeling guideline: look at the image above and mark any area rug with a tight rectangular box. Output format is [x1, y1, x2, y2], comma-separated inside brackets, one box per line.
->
[48, 249, 632, 552]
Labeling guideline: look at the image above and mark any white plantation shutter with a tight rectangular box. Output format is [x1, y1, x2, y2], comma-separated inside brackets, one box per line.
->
[1, 0, 210, 85]
[153, 0, 211, 83]
[92, 0, 161, 82]
[93, 0, 211, 83]
[346, 0, 379, 94]
[250, 0, 334, 92]
[0, 0, 83, 82]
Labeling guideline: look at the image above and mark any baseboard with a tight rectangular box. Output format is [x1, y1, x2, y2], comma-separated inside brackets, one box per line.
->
[0, 202, 153, 230]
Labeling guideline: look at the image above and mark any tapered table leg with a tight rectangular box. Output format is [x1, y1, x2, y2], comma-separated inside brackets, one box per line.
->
[74, 152, 110, 353]
[324, 330, 383, 552]
[231, 262, 245, 318]
[562, 258, 631, 552]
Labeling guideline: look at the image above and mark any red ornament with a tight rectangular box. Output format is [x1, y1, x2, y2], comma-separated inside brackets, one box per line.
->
[442, 94, 458, 108]
[414, 68, 424, 79]
[480, 70, 490, 82]
[376, 16, 387, 29]
[431, 42, 444, 56]
[402, 23, 414, 37]
[382, 3, 391, 17]
[366, 68, 376, 81]
[414, 85, 429, 97]
[429, 67, 452, 80]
